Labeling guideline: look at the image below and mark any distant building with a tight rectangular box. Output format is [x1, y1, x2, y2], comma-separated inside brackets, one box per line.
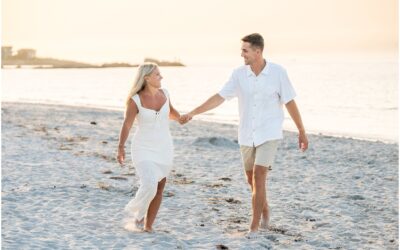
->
[16, 49, 36, 59]
[2, 46, 12, 59]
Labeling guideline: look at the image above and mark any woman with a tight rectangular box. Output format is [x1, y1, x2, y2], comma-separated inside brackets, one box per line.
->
[117, 63, 181, 233]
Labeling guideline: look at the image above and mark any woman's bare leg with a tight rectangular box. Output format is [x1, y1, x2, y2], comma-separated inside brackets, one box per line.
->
[144, 177, 166, 232]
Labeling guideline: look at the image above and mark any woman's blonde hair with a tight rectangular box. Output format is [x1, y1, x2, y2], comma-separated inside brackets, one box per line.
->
[126, 62, 158, 106]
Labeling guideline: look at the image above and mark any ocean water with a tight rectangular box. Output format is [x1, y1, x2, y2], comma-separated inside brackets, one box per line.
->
[1, 58, 398, 143]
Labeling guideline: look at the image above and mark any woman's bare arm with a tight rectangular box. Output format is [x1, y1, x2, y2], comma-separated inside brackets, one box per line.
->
[169, 100, 181, 122]
[117, 99, 138, 164]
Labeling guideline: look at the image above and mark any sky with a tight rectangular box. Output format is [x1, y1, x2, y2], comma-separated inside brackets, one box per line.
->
[2, 0, 398, 65]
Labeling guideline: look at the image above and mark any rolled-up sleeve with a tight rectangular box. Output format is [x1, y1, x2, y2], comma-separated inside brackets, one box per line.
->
[279, 69, 296, 104]
[218, 71, 239, 100]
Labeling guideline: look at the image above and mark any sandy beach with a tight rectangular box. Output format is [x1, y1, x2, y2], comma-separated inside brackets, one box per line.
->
[1, 102, 398, 249]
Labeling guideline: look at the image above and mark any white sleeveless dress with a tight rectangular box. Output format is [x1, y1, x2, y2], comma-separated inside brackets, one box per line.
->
[124, 88, 174, 221]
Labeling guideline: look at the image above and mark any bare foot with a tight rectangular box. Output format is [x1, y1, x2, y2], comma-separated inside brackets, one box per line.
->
[135, 218, 144, 227]
[124, 219, 143, 232]
[143, 227, 154, 233]
[245, 230, 259, 239]
[123, 217, 145, 232]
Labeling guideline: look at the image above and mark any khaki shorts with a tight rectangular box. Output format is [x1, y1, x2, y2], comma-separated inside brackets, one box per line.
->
[240, 140, 280, 171]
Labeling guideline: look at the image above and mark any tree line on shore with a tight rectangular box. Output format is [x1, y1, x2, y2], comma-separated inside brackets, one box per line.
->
[2, 47, 185, 68]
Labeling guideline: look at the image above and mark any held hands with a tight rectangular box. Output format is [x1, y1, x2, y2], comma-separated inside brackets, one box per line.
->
[179, 113, 193, 125]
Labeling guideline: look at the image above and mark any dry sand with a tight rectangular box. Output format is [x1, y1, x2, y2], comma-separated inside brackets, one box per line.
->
[2, 102, 398, 249]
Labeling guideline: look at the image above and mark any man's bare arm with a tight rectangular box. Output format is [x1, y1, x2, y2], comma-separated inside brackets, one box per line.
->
[180, 94, 225, 124]
[285, 100, 309, 151]
[189, 94, 225, 117]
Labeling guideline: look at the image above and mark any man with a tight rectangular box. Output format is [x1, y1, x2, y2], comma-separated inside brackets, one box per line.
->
[180, 33, 308, 238]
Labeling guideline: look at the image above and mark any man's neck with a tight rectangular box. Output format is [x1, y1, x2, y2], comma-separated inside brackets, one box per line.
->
[250, 59, 266, 76]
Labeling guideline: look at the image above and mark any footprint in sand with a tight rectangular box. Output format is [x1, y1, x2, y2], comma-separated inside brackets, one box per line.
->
[66, 136, 89, 143]
[33, 126, 48, 133]
[347, 194, 365, 200]
[92, 152, 116, 162]
[231, 218, 244, 224]
[59, 144, 72, 150]
[172, 174, 194, 184]
[268, 225, 287, 234]
[225, 198, 241, 204]
[122, 173, 135, 176]
[264, 234, 278, 242]
[109, 176, 128, 181]
[206, 183, 225, 188]
[163, 191, 175, 197]
[268, 225, 303, 239]
[97, 182, 112, 191]
[193, 137, 238, 148]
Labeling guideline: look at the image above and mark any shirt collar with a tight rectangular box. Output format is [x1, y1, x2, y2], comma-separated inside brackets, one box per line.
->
[246, 60, 270, 77]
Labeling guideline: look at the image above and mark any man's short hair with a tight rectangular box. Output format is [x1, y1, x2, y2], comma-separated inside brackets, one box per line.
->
[241, 33, 264, 51]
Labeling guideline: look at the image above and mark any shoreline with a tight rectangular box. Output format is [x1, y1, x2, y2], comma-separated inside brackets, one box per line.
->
[2, 100, 397, 145]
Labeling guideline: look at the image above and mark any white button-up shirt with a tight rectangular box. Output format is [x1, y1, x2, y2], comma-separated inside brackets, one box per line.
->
[218, 62, 296, 147]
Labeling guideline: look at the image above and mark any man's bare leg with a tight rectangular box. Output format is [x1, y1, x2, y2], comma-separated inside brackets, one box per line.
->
[245, 169, 270, 227]
[249, 165, 267, 232]
[144, 177, 166, 232]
